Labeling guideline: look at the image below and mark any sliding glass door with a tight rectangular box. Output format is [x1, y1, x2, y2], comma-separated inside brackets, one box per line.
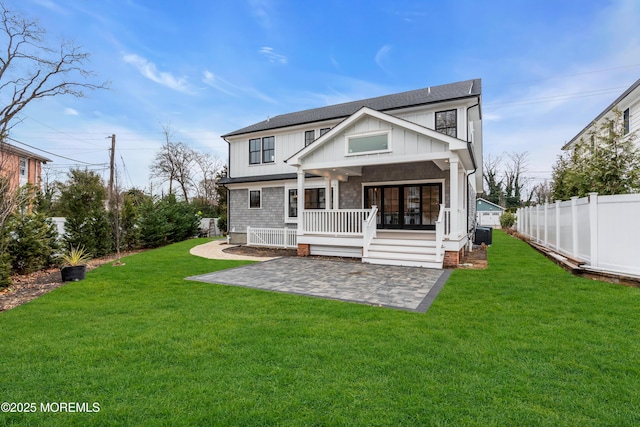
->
[364, 183, 442, 230]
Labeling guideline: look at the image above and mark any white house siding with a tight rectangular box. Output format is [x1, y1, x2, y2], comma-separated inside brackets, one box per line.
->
[302, 116, 447, 166]
[228, 121, 341, 178]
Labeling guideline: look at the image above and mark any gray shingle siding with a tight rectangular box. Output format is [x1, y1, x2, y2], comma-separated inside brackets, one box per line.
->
[228, 187, 292, 235]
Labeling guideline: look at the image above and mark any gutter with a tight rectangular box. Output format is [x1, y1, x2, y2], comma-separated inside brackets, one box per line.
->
[465, 97, 481, 237]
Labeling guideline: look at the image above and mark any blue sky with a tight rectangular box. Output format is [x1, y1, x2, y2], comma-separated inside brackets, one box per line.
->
[8, 0, 640, 194]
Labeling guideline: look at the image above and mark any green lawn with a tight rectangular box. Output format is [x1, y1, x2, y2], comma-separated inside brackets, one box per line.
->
[1, 232, 639, 426]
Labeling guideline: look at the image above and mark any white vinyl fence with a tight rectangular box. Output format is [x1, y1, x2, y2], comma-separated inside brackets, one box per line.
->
[516, 193, 640, 277]
[246, 226, 297, 249]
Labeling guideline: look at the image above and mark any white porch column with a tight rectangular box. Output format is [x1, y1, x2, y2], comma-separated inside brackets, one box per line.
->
[297, 169, 305, 235]
[331, 179, 339, 209]
[449, 157, 459, 238]
[324, 176, 331, 210]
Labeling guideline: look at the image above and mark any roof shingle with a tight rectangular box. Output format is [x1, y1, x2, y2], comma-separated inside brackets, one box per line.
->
[223, 78, 481, 138]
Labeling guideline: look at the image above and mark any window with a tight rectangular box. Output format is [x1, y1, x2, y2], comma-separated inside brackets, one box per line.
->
[347, 133, 389, 154]
[249, 136, 275, 164]
[305, 130, 315, 146]
[320, 128, 330, 136]
[624, 108, 630, 135]
[287, 188, 326, 217]
[288, 189, 298, 217]
[249, 190, 261, 209]
[435, 109, 457, 137]
[305, 188, 325, 210]
[262, 136, 275, 163]
[249, 138, 261, 164]
[19, 158, 28, 185]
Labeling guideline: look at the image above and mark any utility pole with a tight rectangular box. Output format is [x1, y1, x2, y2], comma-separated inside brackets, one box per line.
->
[108, 134, 115, 199]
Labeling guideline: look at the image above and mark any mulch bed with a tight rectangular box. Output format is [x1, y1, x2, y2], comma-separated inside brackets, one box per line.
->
[0, 251, 141, 312]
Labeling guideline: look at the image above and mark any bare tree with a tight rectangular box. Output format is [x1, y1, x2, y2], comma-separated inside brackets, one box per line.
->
[149, 124, 197, 202]
[0, 3, 109, 136]
[483, 154, 503, 205]
[193, 152, 224, 203]
[503, 151, 529, 208]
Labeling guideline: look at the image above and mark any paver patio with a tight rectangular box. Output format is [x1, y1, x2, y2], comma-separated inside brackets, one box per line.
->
[187, 257, 450, 312]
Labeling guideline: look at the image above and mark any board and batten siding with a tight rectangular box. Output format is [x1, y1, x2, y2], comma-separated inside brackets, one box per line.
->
[302, 116, 447, 166]
[227, 121, 341, 178]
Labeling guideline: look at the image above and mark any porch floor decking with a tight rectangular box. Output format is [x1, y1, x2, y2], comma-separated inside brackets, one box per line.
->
[187, 257, 450, 312]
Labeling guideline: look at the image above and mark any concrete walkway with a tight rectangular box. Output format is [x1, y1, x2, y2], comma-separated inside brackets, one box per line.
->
[187, 256, 450, 312]
[190, 239, 279, 261]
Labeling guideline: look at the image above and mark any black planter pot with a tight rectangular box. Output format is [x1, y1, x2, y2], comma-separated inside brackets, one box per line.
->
[61, 265, 87, 282]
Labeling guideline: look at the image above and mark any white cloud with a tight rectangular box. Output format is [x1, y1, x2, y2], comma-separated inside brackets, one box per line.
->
[259, 47, 287, 64]
[122, 53, 192, 94]
[64, 108, 79, 116]
[375, 44, 393, 73]
[202, 70, 276, 103]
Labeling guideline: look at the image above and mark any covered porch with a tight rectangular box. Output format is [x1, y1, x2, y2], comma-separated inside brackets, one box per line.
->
[290, 155, 469, 268]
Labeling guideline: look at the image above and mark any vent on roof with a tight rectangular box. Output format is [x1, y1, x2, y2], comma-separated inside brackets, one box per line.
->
[469, 82, 473, 94]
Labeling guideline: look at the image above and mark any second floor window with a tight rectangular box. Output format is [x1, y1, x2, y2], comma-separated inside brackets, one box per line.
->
[249, 139, 261, 164]
[262, 136, 275, 163]
[249, 136, 275, 165]
[320, 127, 330, 136]
[305, 130, 315, 146]
[624, 108, 630, 135]
[435, 109, 457, 137]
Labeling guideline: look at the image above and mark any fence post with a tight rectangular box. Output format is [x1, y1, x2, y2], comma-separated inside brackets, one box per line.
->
[555, 200, 560, 251]
[535, 204, 540, 242]
[543, 203, 548, 247]
[589, 193, 598, 268]
[247, 226, 252, 246]
[571, 196, 578, 259]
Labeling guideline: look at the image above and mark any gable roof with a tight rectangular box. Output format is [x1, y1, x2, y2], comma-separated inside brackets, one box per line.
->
[562, 78, 640, 150]
[286, 106, 469, 167]
[476, 198, 505, 211]
[223, 78, 481, 138]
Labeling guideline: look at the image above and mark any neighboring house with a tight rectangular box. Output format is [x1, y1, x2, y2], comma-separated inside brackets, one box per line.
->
[562, 78, 640, 151]
[221, 78, 483, 268]
[0, 141, 51, 190]
[476, 198, 505, 227]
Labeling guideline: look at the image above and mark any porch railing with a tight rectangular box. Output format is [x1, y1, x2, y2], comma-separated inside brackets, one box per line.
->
[362, 206, 378, 257]
[435, 204, 445, 260]
[247, 226, 297, 249]
[303, 209, 371, 235]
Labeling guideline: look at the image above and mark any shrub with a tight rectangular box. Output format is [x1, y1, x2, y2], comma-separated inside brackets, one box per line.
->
[7, 212, 60, 274]
[499, 211, 517, 229]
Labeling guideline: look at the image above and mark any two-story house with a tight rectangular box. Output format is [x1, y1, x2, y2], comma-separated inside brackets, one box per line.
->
[221, 78, 483, 268]
[0, 141, 51, 190]
[562, 78, 640, 151]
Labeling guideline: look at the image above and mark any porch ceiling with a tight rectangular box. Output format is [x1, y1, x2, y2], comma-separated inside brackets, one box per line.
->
[305, 166, 362, 181]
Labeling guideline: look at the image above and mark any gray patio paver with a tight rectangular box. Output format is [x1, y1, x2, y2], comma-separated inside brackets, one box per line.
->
[186, 257, 450, 312]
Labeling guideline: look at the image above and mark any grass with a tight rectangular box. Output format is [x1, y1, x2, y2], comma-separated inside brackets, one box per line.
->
[0, 233, 639, 426]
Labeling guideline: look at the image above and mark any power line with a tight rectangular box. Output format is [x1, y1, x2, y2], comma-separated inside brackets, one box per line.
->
[18, 113, 105, 148]
[485, 86, 629, 108]
[7, 137, 99, 165]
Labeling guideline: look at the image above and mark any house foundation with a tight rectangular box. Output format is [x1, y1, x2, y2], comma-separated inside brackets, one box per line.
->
[297, 243, 310, 257]
[443, 248, 465, 268]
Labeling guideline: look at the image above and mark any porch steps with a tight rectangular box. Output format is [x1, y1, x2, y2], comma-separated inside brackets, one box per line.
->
[363, 232, 444, 269]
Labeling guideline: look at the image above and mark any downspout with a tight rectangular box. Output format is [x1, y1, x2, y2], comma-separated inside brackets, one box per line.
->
[222, 136, 231, 239]
[465, 98, 481, 240]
